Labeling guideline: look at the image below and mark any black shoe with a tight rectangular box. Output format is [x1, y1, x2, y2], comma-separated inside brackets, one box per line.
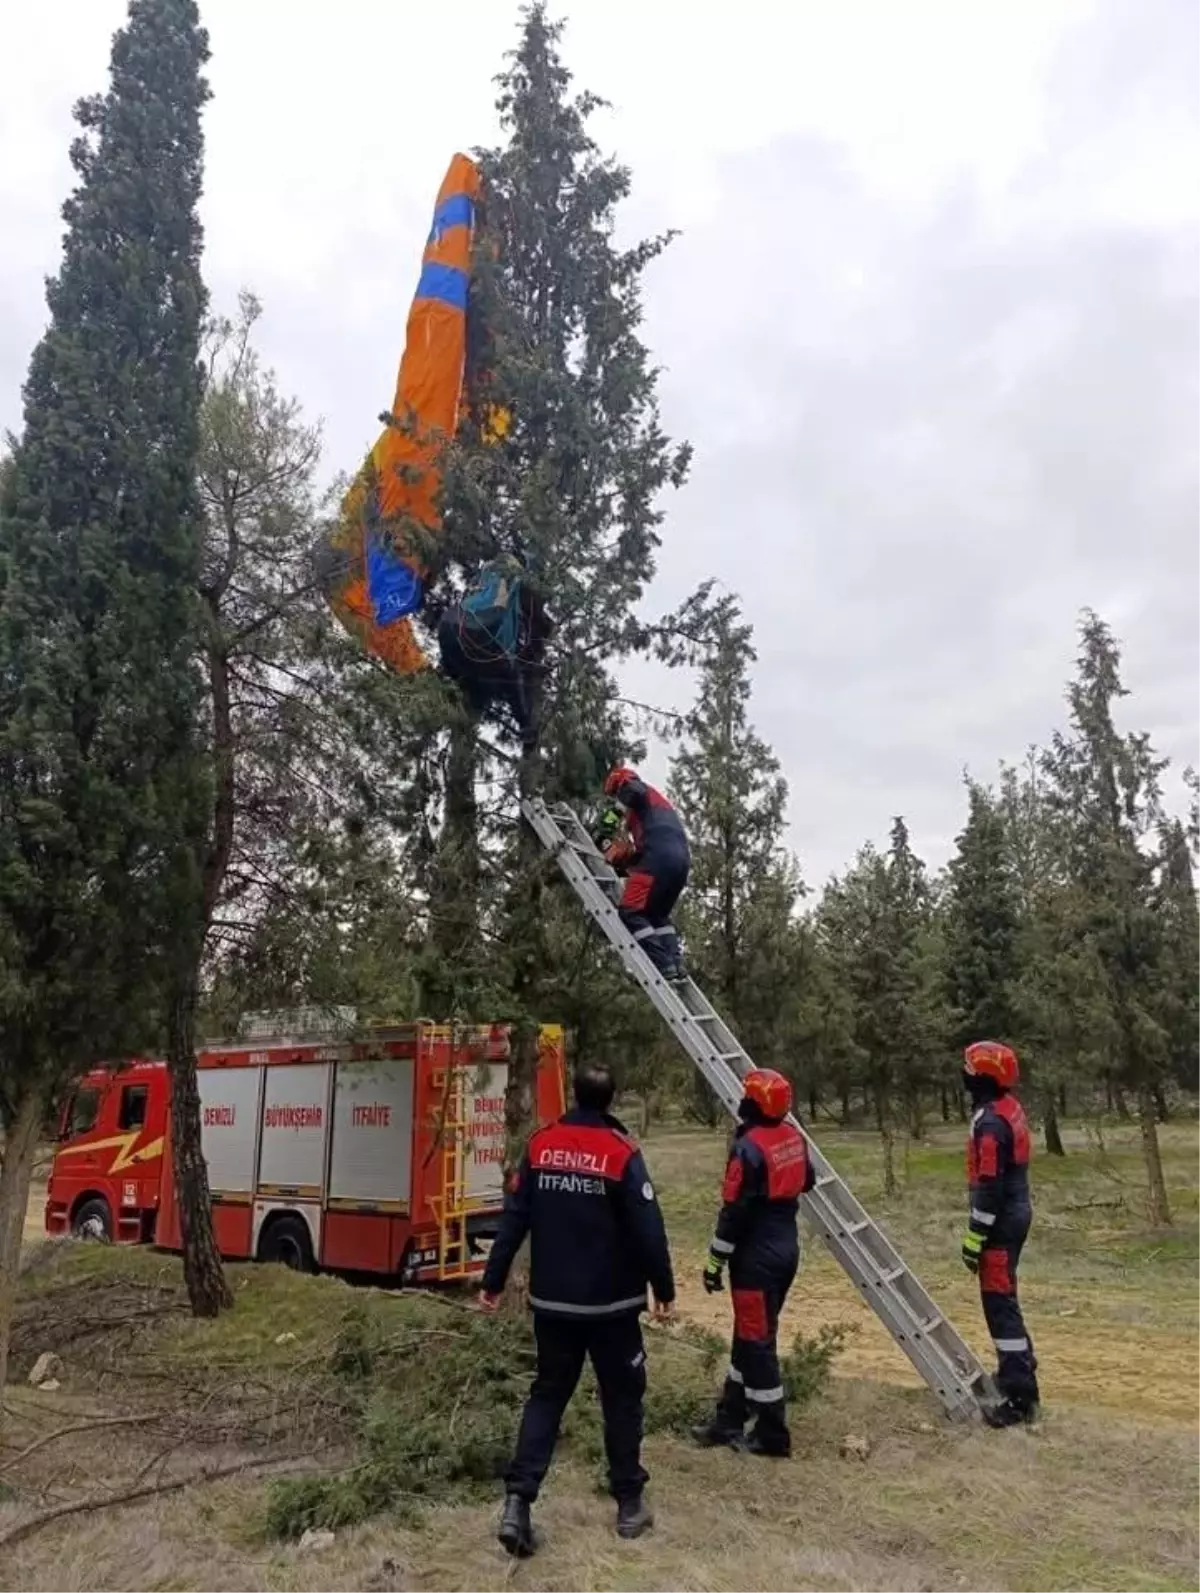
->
[498, 1494, 536, 1557]
[691, 1420, 743, 1448]
[662, 959, 687, 982]
[982, 1398, 1037, 1430]
[616, 1494, 653, 1539]
[741, 1428, 792, 1458]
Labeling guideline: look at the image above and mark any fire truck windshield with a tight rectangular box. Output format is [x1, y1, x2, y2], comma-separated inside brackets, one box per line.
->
[66, 1087, 100, 1137]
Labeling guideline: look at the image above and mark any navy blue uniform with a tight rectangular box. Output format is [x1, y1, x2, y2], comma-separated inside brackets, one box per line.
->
[708, 1120, 813, 1451]
[483, 1108, 675, 1503]
[968, 1093, 1039, 1412]
[606, 773, 690, 975]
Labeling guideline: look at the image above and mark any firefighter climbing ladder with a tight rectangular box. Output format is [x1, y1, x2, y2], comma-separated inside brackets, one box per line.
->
[521, 796, 994, 1423]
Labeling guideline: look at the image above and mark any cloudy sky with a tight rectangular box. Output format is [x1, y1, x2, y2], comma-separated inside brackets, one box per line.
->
[1, 0, 1196, 884]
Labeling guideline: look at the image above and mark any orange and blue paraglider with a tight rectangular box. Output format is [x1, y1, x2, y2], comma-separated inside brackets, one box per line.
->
[320, 153, 484, 674]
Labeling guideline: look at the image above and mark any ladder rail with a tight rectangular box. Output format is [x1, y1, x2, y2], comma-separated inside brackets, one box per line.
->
[522, 796, 991, 1422]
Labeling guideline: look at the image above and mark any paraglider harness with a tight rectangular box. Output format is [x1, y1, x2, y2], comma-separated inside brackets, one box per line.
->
[437, 553, 554, 743]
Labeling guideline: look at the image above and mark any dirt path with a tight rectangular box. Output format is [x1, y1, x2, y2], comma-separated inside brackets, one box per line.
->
[673, 1253, 1199, 1425]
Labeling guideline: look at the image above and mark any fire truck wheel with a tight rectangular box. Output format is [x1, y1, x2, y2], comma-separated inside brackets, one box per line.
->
[72, 1197, 112, 1242]
[258, 1214, 315, 1273]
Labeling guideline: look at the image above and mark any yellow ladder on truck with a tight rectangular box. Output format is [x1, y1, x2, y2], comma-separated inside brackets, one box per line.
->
[433, 1037, 471, 1281]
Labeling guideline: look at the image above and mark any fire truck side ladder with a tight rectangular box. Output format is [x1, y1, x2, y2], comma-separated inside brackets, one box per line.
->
[433, 1046, 471, 1281]
[521, 796, 994, 1424]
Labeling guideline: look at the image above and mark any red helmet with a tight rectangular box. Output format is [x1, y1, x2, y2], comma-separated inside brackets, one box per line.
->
[603, 765, 638, 798]
[741, 1068, 792, 1120]
[963, 1040, 1019, 1090]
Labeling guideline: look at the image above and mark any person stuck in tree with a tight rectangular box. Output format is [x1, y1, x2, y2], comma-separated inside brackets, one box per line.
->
[480, 1062, 676, 1557]
[437, 551, 554, 748]
[693, 1067, 813, 1458]
[601, 766, 690, 979]
[960, 1039, 1041, 1428]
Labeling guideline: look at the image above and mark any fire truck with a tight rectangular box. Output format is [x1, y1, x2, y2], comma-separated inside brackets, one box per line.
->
[45, 1016, 567, 1284]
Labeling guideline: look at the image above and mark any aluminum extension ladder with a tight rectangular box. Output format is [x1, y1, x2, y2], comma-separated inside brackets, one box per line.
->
[521, 796, 993, 1422]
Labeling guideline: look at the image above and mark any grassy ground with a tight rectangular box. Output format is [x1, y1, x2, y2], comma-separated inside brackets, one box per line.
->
[2, 1117, 1197, 1591]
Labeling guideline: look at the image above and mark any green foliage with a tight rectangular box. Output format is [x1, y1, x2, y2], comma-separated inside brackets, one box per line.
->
[264, 1299, 844, 1539]
[670, 591, 806, 1119]
[944, 779, 1021, 1048]
[0, 0, 212, 1120]
[782, 1322, 853, 1406]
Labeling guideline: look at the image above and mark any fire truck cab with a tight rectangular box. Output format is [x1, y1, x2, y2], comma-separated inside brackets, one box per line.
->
[46, 1018, 566, 1284]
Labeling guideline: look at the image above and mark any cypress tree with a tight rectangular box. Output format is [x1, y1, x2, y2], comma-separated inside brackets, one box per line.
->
[1042, 612, 1174, 1222]
[435, 2, 691, 1151]
[0, 0, 226, 1351]
[945, 779, 1021, 1048]
[670, 592, 803, 1117]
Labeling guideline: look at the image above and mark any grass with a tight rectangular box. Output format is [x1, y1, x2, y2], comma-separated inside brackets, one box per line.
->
[3, 1116, 1197, 1591]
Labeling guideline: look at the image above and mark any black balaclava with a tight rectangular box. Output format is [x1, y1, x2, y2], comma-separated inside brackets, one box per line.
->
[963, 1070, 1003, 1110]
[737, 1096, 785, 1130]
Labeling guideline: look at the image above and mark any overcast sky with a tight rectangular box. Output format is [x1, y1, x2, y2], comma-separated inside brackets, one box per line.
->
[1, 1, 1196, 885]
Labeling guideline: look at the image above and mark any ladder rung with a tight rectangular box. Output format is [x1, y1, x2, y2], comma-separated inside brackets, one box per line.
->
[815, 1173, 838, 1189]
[846, 1219, 870, 1235]
[920, 1317, 942, 1334]
[878, 1267, 905, 1284]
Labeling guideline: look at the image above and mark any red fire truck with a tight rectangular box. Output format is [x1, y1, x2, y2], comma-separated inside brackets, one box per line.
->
[45, 1018, 566, 1284]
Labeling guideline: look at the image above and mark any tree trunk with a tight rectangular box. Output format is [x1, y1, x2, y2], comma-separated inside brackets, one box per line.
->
[838, 1084, 850, 1125]
[956, 1088, 967, 1123]
[939, 1083, 950, 1123]
[1154, 1083, 1170, 1122]
[690, 1070, 722, 1128]
[906, 1089, 925, 1140]
[1058, 1083, 1068, 1116]
[1042, 1089, 1066, 1156]
[874, 1082, 897, 1197]
[807, 1087, 819, 1121]
[1114, 1082, 1130, 1120]
[503, 747, 547, 1176]
[0, 1083, 45, 1436]
[429, 715, 480, 1002]
[166, 968, 234, 1316]
[1137, 1085, 1172, 1226]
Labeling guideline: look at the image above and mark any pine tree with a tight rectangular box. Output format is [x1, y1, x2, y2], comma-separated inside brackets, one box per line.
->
[818, 820, 933, 1192]
[945, 779, 1021, 1046]
[0, 0, 216, 1380]
[1153, 817, 1198, 1098]
[1042, 611, 1174, 1222]
[432, 2, 691, 1149]
[670, 592, 803, 1116]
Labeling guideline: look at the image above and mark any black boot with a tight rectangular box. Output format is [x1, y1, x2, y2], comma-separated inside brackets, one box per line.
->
[691, 1418, 743, 1448]
[498, 1494, 536, 1557]
[983, 1398, 1038, 1429]
[741, 1426, 792, 1458]
[616, 1494, 654, 1539]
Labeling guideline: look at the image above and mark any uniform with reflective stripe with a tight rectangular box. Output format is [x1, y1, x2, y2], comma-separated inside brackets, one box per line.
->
[966, 1092, 1039, 1413]
[706, 1118, 814, 1451]
[606, 774, 690, 975]
[486, 1108, 675, 1507]
[483, 1109, 674, 1320]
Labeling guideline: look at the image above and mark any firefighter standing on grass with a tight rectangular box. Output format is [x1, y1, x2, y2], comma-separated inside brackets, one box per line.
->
[961, 1040, 1041, 1428]
[479, 1062, 676, 1557]
[692, 1068, 814, 1457]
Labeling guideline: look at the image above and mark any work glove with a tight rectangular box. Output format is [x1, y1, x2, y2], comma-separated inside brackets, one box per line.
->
[702, 1256, 725, 1294]
[961, 1230, 984, 1275]
[595, 804, 622, 845]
